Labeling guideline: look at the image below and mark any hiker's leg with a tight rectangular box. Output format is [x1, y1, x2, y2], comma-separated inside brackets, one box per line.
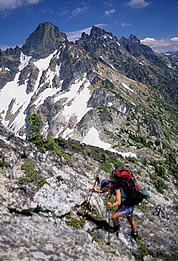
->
[112, 212, 122, 230]
[127, 215, 137, 232]
[112, 212, 122, 226]
[111, 212, 122, 234]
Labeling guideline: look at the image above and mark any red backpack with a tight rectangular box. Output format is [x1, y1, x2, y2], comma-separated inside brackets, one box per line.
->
[114, 165, 133, 180]
[113, 165, 143, 205]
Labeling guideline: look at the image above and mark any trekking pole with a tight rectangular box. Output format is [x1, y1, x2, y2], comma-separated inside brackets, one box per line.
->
[106, 192, 112, 245]
[106, 207, 111, 245]
[87, 176, 100, 203]
[84, 176, 100, 215]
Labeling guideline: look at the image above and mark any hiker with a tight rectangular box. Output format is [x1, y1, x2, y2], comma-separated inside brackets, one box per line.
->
[91, 178, 138, 239]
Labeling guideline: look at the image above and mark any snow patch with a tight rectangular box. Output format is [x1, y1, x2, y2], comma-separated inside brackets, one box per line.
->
[55, 76, 92, 138]
[0, 73, 32, 133]
[117, 151, 137, 159]
[0, 67, 10, 72]
[122, 106, 127, 114]
[82, 127, 114, 151]
[56, 63, 62, 77]
[18, 52, 31, 71]
[62, 80, 91, 122]
[167, 63, 172, 68]
[82, 127, 137, 159]
[100, 56, 105, 61]
[122, 83, 133, 93]
[0, 51, 58, 134]
[34, 50, 57, 71]
[108, 102, 113, 107]
[103, 34, 113, 40]
[109, 63, 115, 70]
[33, 87, 59, 107]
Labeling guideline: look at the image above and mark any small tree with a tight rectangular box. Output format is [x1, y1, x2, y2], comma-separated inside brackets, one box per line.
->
[27, 113, 44, 148]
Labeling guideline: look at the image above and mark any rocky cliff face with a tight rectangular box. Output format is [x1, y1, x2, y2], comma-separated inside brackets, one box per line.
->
[22, 22, 68, 59]
[77, 28, 178, 103]
[0, 122, 177, 261]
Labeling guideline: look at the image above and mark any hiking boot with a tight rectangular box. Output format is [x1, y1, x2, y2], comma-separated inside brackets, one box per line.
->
[108, 227, 115, 233]
[108, 225, 120, 233]
[131, 231, 138, 240]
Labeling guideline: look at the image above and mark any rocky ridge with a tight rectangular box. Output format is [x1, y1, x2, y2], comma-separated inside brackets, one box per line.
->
[77, 27, 178, 103]
[0, 122, 177, 261]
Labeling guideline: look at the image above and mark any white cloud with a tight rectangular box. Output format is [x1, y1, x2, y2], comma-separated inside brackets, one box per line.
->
[71, 7, 87, 17]
[66, 24, 107, 42]
[170, 37, 178, 42]
[0, 0, 42, 10]
[126, 0, 151, 8]
[141, 37, 178, 53]
[105, 8, 116, 16]
[120, 22, 131, 27]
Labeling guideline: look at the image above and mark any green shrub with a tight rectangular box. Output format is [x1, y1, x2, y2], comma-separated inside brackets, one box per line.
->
[27, 113, 71, 162]
[101, 160, 112, 173]
[27, 113, 44, 148]
[43, 135, 56, 151]
[56, 136, 68, 147]
[170, 163, 178, 189]
[154, 164, 167, 179]
[135, 237, 148, 261]
[153, 178, 168, 193]
[109, 155, 122, 168]
[65, 215, 85, 229]
[18, 158, 45, 190]
[155, 140, 160, 146]
[87, 229, 99, 242]
[71, 144, 81, 150]
[142, 158, 147, 166]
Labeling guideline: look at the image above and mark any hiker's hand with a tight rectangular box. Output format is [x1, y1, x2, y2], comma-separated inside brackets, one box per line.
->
[91, 187, 95, 192]
[107, 202, 112, 208]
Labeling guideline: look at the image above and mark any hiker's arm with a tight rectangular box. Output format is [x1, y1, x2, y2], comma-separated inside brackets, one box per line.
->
[91, 188, 104, 193]
[107, 189, 121, 208]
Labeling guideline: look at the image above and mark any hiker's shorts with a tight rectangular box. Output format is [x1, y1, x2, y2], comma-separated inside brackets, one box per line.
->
[117, 204, 134, 216]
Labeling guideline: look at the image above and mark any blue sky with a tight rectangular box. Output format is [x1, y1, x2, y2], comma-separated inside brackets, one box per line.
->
[0, 0, 178, 53]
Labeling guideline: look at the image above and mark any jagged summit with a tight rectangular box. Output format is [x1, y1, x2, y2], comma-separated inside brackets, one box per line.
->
[120, 34, 154, 56]
[120, 34, 140, 45]
[77, 27, 178, 103]
[22, 22, 68, 59]
[90, 26, 114, 38]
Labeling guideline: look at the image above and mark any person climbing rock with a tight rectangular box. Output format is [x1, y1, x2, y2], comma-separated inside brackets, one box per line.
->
[91, 178, 138, 239]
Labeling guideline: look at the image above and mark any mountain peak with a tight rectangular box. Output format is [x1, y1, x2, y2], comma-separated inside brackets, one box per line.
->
[90, 26, 113, 38]
[120, 34, 140, 45]
[22, 22, 68, 59]
[129, 34, 140, 43]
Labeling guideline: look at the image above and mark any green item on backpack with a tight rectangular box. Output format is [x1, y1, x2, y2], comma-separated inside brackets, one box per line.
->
[140, 187, 150, 200]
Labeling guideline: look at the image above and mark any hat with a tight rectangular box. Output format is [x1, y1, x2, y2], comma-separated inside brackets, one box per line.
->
[100, 179, 110, 191]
